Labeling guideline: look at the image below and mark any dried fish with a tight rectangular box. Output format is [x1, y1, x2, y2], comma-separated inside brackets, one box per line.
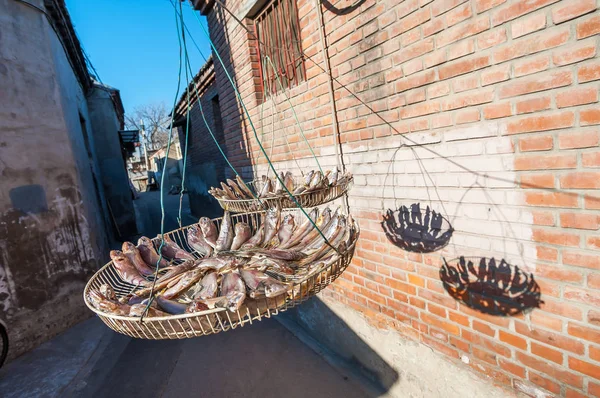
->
[199, 217, 218, 248]
[110, 250, 150, 286]
[230, 222, 252, 250]
[262, 206, 280, 245]
[162, 268, 204, 300]
[191, 271, 218, 300]
[187, 225, 213, 256]
[220, 182, 237, 200]
[304, 170, 315, 186]
[328, 168, 339, 186]
[156, 296, 189, 315]
[275, 214, 295, 246]
[284, 171, 294, 192]
[240, 269, 289, 298]
[89, 289, 131, 315]
[240, 217, 264, 249]
[236, 175, 255, 199]
[158, 234, 195, 261]
[227, 178, 246, 199]
[220, 272, 246, 312]
[122, 241, 155, 276]
[215, 211, 234, 252]
[129, 303, 169, 317]
[137, 237, 169, 269]
[280, 208, 318, 249]
[258, 178, 273, 198]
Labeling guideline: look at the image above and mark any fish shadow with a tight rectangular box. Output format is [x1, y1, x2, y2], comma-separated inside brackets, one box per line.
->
[440, 256, 543, 316]
[381, 203, 453, 253]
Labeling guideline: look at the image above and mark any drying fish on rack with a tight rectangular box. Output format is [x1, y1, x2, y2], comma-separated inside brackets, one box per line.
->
[87, 205, 358, 324]
[207, 168, 353, 201]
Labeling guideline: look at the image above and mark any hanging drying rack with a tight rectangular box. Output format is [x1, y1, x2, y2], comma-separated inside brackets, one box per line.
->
[213, 175, 353, 213]
[83, 208, 360, 339]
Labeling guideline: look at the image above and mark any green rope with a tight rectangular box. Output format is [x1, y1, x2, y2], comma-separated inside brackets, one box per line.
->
[142, 4, 186, 320]
[173, 2, 264, 204]
[178, 0, 192, 228]
[189, 6, 338, 253]
[263, 55, 323, 174]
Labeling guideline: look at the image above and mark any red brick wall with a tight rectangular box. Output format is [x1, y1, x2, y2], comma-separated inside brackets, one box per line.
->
[197, 0, 600, 395]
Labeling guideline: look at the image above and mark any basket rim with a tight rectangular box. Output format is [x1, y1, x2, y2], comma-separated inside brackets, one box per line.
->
[84, 210, 360, 323]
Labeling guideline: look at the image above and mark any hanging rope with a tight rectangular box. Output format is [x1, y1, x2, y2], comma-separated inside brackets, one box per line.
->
[262, 55, 323, 175]
[142, 4, 186, 320]
[187, 3, 339, 253]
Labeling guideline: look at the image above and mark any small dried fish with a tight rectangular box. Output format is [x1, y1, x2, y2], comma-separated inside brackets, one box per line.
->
[158, 234, 195, 261]
[99, 284, 117, 301]
[129, 303, 169, 317]
[274, 171, 285, 195]
[240, 218, 264, 250]
[236, 175, 255, 199]
[122, 242, 155, 276]
[289, 207, 332, 249]
[199, 217, 218, 248]
[187, 225, 213, 256]
[280, 208, 318, 249]
[156, 296, 188, 315]
[292, 185, 306, 195]
[215, 211, 234, 252]
[196, 255, 244, 273]
[89, 289, 131, 315]
[258, 178, 273, 198]
[190, 271, 218, 300]
[262, 207, 280, 245]
[328, 168, 339, 186]
[137, 237, 169, 269]
[162, 268, 204, 299]
[240, 269, 289, 298]
[110, 250, 150, 286]
[284, 171, 294, 192]
[221, 272, 246, 312]
[276, 214, 295, 246]
[230, 222, 252, 250]
[304, 170, 315, 186]
[133, 261, 195, 297]
[227, 178, 246, 199]
[220, 182, 237, 200]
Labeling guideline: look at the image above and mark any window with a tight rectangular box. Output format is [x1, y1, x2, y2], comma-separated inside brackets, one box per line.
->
[254, 0, 305, 97]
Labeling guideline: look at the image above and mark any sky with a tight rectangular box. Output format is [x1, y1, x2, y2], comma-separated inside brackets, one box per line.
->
[66, 0, 212, 114]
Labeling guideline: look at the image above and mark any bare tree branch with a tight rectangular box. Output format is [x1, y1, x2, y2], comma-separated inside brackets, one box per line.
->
[125, 102, 172, 150]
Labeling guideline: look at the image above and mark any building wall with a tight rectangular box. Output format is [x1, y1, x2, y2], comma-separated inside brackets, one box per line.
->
[87, 87, 138, 238]
[196, 0, 600, 396]
[0, 0, 109, 360]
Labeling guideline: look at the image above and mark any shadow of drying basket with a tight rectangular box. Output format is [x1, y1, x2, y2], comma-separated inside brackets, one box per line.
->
[83, 209, 359, 340]
[381, 203, 453, 253]
[440, 256, 543, 316]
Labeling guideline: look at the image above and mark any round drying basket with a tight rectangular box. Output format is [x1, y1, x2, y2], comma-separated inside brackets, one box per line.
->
[215, 177, 353, 213]
[83, 209, 359, 340]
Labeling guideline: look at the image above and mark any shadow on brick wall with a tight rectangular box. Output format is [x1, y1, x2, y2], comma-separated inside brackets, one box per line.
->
[439, 256, 543, 316]
[381, 203, 454, 253]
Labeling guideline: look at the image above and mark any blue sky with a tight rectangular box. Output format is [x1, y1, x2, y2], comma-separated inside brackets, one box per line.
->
[66, 0, 212, 114]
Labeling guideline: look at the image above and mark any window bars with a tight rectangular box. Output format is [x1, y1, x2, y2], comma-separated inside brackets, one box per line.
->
[254, 0, 305, 97]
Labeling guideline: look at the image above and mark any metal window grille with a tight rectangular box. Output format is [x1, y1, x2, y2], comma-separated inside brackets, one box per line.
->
[254, 0, 305, 98]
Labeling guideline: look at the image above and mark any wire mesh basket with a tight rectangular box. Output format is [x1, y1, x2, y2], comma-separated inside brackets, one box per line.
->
[215, 176, 353, 213]
[83, 209, 359, 340]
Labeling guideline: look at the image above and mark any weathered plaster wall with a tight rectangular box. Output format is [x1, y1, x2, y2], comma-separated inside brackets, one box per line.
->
[0, 0, 108, 360]
[87, 87, 138, 238]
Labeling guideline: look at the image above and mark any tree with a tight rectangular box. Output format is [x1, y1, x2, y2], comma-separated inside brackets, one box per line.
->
[125, 102, 173, 150]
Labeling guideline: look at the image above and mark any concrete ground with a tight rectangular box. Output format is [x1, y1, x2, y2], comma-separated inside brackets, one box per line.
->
[132, 190, 197, 239]
[0, 317, 368, 398]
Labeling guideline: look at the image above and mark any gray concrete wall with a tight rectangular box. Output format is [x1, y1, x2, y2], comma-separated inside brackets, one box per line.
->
[0, 0, 108, 360]
[87, 87, 137, 238]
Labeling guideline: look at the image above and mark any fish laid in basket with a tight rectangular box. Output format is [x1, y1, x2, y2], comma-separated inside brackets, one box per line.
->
[207, 169, 353, 212]
[85, 206, 358, 324]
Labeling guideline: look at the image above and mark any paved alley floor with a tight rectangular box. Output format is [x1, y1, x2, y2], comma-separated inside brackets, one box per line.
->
[0, 317, 368, 398]
[133, 190, 198, 239]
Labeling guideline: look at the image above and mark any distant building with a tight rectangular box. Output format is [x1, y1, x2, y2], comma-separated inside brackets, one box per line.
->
[0, 0, 136, 360]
